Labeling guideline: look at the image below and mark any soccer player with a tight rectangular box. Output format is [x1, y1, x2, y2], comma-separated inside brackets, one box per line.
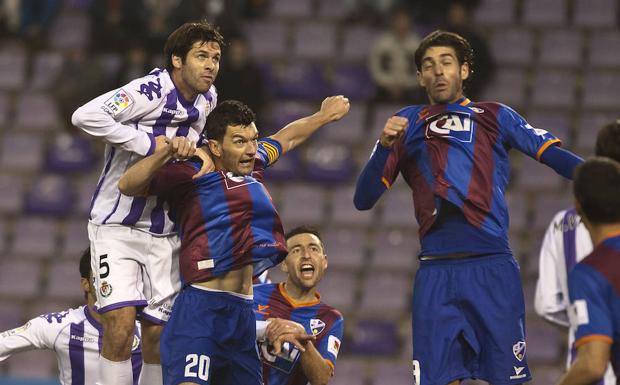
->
[0, 248, 142, 385]
[118, 96, 350, 385]
[535, 121, 620, 385]
[71, 21, 221, 385]
[555, 157, 620, 385]
[353, 30, 584, 385]
[254, 226, 344, 385]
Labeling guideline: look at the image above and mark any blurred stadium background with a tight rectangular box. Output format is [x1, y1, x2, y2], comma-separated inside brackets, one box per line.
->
[0, 0, 618, 384]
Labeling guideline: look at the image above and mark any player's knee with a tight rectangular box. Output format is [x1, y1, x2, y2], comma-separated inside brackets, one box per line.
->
[102, 307, 136, 345]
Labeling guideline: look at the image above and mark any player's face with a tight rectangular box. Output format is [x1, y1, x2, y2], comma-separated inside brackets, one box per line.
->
[217, 123, 259, 176]
[283, 233, 328, 290]
[175, 40, 221, 95]
[417, 46, 469, 104]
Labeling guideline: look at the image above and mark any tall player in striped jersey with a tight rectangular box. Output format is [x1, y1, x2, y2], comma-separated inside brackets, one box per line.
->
[556, 158, 620, 385]
[0, 248, 142, 385]
[354, 30, 584, 385]
[536, 122, 620, 385]
[119, 96, 350, 384]
[71, 21, 222, 385]
[254, 226, 344, 385]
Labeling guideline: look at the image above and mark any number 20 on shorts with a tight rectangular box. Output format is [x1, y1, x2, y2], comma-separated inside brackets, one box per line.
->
[185, 354, 210, 381]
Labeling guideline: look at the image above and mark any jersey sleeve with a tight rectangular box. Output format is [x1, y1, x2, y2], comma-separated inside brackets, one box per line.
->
[255, 138, 283, 171]
[568, 264, 614, 348]
[498, 104, 561, 161]
[0, 315, 61, 361]
[534, 211, 570, 327]
[71, 72, 168, 156]
[317, 316, 344, 368]
[148, 161, 195, 198]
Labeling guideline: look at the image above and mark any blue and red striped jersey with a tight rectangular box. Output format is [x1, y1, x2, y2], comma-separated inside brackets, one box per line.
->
[568, 234, 620, 379]
[380, 98, 560, 254]
[253, 283, 344, 385]
[149, 138, 287, 284]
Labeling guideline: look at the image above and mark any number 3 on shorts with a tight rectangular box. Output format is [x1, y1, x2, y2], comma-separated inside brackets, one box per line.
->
[185, 354, 210, 381]
[412, 360, 420, 385]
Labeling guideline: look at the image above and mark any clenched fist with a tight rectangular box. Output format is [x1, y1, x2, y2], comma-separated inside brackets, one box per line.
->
[319, 95, 350, 122]
[380, 116, 408, 147]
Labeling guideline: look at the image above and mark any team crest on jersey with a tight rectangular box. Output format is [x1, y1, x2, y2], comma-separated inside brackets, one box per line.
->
[310, 318, 325, 335]
[425, 112, 474, 143]
[103, 88, 133, 117]
[468, 107, 484, 113]
[512, 341, 526, 361]
[132, 335, 140, 351]
[100, 281, 113, 298]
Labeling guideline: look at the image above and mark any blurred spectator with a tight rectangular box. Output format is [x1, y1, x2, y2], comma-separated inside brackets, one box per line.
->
[89, 0, 151, 53]
[368, 6, 422, 103]
[53, 46, 106, 128]
[344, 0, 401, 23]
[19, 0, 61, 43]
[240, 0, 270, 19]
[0, 0, 20, 36]
[445, 0, 494, 100]
[215, 35, 266, 124]
[116, 42, 151, 86]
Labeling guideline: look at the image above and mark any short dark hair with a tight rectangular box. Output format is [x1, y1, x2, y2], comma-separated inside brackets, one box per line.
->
[595, 120, 620, 162]
[79, 248, 91, 279]
[164, 21, 225, 72]
[574, 157, 620, 225]
[414, 30, 474, 78]
[285, 226, 325, 251]
[205, 100, 256, 142]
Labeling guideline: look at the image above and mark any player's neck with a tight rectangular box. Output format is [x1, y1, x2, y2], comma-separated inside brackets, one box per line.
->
[589, 223, 620, 246]
[171, 71, 198, 102]
[428, 91, 466, 105]
[282, 280, 317, 304]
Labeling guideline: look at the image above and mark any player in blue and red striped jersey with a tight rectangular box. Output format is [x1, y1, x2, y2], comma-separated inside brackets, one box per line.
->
[119, 97, 350, 385]
[556, 158, 620, 385]
[354, 30, 584, 385]
[254, 226, 344, 385]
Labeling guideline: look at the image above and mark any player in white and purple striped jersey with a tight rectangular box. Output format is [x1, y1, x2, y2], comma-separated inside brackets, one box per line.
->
[71, 21, 223, 385]
[535, 121, 620, 385]
[0, 248, 142, 385]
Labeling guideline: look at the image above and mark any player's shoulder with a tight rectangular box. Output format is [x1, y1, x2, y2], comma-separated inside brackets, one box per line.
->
[394, 105, 425, 120]
[253, 282, 278, 298]
[548, 208, 579, 230]
[124, 68, 173, 102]
[318, 301, 344, 322]
[38, 306, 85, 325]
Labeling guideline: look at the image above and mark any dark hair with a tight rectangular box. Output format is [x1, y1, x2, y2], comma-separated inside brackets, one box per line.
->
[164, 21, 225, 72]
[595, 120, 620, 162]
[79, 248, 91, 279]
[205, 100, 256, 142]
[574, 157, 620, 224]
[285, 226, 325, 251]
[414, 30, 474, 78]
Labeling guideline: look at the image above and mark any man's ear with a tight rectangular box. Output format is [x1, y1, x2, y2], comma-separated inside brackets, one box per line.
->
[80, 277, 89, 294]
[280, 261, 289, 273]
[460, 62, 470, 81]
[172, 54, 183, 70]
[208, 140, 222, 158]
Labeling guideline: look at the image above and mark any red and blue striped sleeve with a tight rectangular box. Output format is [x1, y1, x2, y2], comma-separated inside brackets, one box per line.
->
[317, 316, 344, 369]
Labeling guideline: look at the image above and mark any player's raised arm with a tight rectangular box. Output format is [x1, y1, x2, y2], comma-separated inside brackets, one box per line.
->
[353, 115, 408, 210]
[269, 96, 350, 153]
[0, 316, 56, 361]
[118, 136, 196, 196]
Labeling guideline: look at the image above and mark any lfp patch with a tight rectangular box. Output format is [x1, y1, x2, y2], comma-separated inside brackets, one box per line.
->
[103, 88, 133, 116]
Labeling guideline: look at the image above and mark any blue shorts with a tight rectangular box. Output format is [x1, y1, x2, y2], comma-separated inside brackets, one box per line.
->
[411, 253, 531, 385]
[160, 286, 262, 385]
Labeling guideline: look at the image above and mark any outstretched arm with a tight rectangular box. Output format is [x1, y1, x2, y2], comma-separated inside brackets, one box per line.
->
[556, 340, 610, 385]
[539, 145, 584, 179]
[118, 136, 198, 196]
[269, 96, 350, 153]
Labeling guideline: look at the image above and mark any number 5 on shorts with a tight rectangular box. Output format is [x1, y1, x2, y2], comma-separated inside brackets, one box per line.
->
[99, 254, 110, 279]
[412, 360, 420, 385]
[185, 354, 210, 381]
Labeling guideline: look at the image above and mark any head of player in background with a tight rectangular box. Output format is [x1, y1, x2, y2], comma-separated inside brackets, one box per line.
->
[281, 226, 329, 293]
[79, 247, 96, 305]
[594, 119, 620, 162]
[573, 157, 620, 235]
[414, 30, 474, 105]
[164, 21, 224, 101]
[205, 100, 258, 176]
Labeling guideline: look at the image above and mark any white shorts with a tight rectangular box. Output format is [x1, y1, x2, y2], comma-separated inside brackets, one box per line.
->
[88, 222, 181, 324]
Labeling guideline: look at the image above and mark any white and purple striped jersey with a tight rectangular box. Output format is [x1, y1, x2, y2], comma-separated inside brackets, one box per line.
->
[72, 68, 217, 235]
[0, 306, 142, 385]
[535, 208, 616, 384]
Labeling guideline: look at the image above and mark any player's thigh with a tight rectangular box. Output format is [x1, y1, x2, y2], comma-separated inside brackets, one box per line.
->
[141, 234, 181, 324]
[88, 223, 148, 311]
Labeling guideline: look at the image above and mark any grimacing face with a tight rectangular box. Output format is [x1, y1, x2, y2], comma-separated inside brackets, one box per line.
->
[213, 123, 259, 176]
[282, 233, 328, 290]
[417, 46, 469, 104]
[174, 40, 221, 95]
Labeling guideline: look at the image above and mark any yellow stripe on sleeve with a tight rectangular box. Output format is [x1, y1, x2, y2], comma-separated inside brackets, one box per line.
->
[536, 139, 561, 161]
